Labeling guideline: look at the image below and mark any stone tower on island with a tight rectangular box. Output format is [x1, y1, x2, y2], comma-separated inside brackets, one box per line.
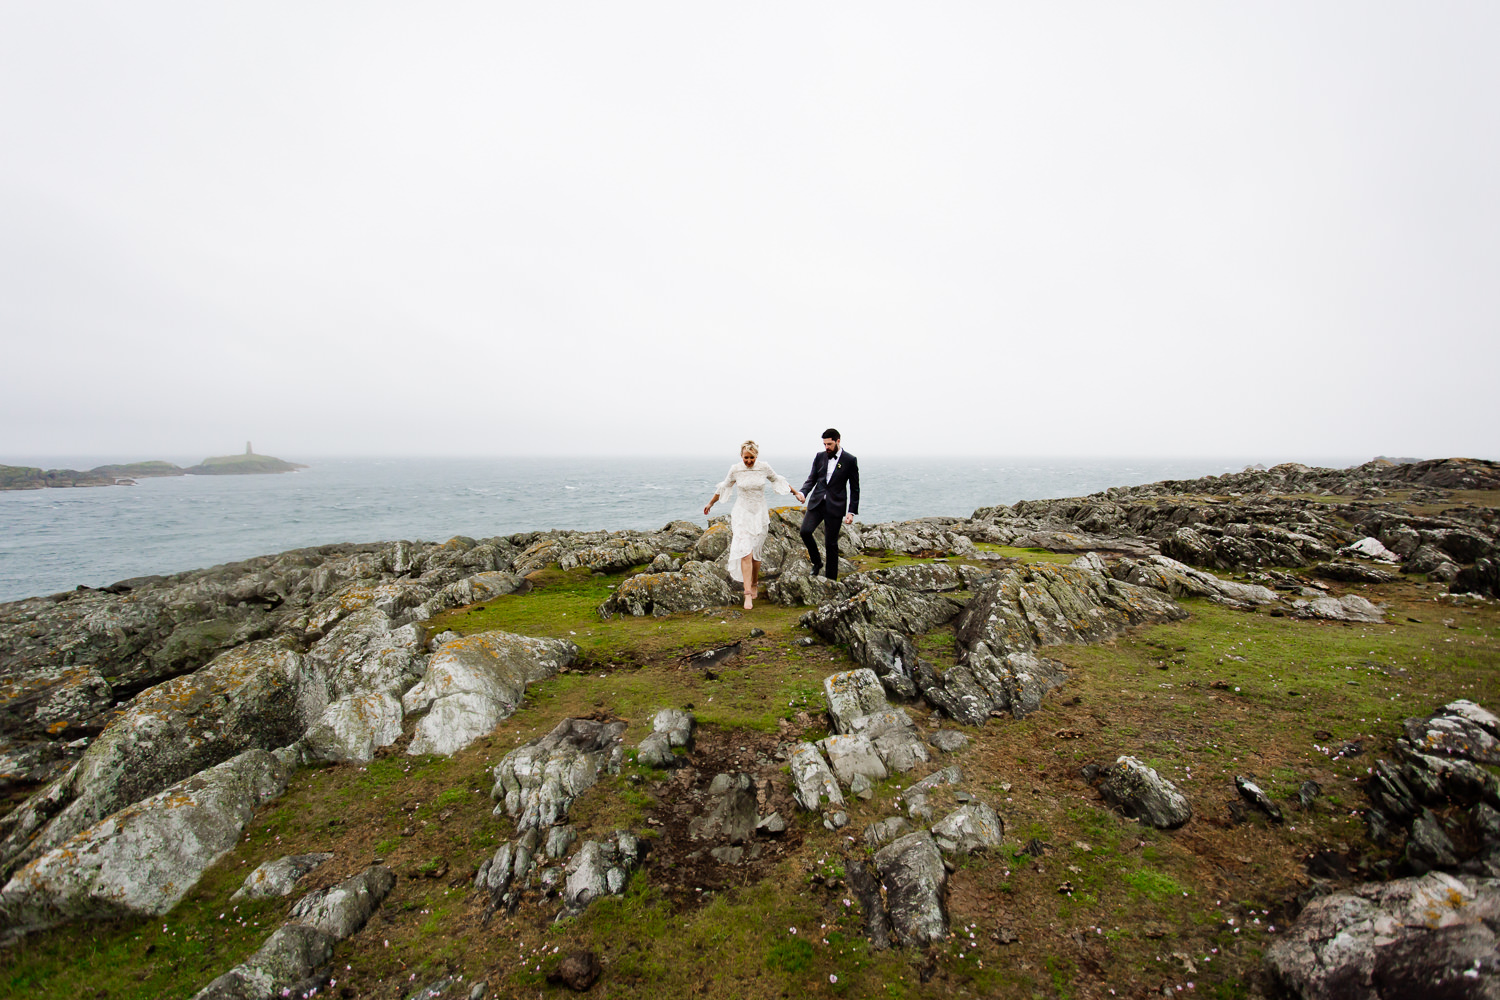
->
[246, 441, 253, 455]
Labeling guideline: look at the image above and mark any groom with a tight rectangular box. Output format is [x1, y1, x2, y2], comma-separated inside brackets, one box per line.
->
[800, 428, 860, 580]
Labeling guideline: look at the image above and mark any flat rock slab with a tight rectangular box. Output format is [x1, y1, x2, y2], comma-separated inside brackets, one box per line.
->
[404, 631, 577, 756]
[874, 831, 949, 947]
[818, 734, 888, 787]
[231, 852, 335, 901]
[1118, 554, 1279, 608]
[845, 709, 932, 774]
[1, 748, 293, 934]
[491, 718, 626, 835]
[1263, 871, 1500, 999]
[1098, 756, 1192, 829]
[1290, 593, 1386, 624]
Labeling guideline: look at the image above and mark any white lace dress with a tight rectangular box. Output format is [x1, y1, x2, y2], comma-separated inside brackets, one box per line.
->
[714, 461, 793, 582]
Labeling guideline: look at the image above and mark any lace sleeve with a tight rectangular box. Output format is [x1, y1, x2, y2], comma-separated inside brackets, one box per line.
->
[762, 464, 793, 495]
[713, 466, 736, 495]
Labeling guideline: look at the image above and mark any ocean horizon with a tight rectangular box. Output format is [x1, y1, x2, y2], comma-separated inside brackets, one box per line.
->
[0, 454, 1372, 602]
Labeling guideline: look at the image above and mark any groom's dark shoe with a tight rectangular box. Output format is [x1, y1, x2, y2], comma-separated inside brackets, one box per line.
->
[809, 562, 823, 578]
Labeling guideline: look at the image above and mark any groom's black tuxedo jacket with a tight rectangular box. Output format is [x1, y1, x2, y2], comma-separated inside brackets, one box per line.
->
[801, 450, 860, 516]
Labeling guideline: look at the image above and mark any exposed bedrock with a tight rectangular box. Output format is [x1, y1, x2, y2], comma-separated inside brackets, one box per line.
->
[402, 630, 577, 756]
[490, 718, 627, 836]
[0, 638, 325, 879]
[1263, 872, 1500, 1000]
[0, 747, 294, 935]
[192, 865, 395, 1000]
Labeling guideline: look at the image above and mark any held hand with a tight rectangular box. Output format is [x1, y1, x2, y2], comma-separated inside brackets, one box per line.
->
[794, 491, 806, 503]
[703, 504, 712, 516]
[843, 512, 854, 525]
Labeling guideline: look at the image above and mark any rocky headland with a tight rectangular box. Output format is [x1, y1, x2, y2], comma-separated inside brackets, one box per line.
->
[1, 447, 305, 490]
[1, 456, 1497, 998]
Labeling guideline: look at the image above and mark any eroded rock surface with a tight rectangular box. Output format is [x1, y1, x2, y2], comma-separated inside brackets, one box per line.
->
[0, 748, 293, 934]
[404, 631, 577, 756]
[873, 831, 949, 947]
[1097, 756, 1192, 829]
[231, 852, 335, 901]
[490, 718, 627, 835]
[1263, 872, 1500, 999]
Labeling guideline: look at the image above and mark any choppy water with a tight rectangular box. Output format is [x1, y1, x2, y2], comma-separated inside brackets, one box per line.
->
[0, 455, 1348, 602]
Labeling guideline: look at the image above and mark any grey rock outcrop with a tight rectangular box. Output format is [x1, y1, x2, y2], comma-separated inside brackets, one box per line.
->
[1113, 554, 1279, 608]
[636, 707, 694, 768]
[873, 832, 949, 947]
[823, 669, 892, 733]
[900, 765, 962, 821]
[930, 801, 1004, 855]
[0, 639, 325, 878]
[818, 734, 888, 786]
[193, 866, 395, 1000]
[231, 852, 335, 901]
[598, 566, 733, 618]
[789, 742, 844, 812]
[1097, 756, 1192, 829]
[490, 718, 626, 835]
[1290, 593, 1386, 624]
[1403, 701, 1500, 765]
[689, 773, 758, 845]
[0, 748, 293, 934]
[563, 832, 644, 914]
[845, 709, 932, 774]
[802, 586, 964, 700]
[1263, 872, 1500, 999]
[403, 630, 577, 756]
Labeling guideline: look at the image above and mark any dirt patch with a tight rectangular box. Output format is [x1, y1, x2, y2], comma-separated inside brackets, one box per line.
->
[639, 724, 804, 909]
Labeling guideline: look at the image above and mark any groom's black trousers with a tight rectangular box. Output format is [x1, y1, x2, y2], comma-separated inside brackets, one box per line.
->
[800, 503, 843, 579]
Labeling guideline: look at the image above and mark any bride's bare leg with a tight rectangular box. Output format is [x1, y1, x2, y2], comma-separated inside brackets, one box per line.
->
[741, 554, 755, 608]
[750, 558, 761, 596]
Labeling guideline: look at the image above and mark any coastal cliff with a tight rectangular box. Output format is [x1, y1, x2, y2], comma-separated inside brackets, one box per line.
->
[0, 456, 1496, 998]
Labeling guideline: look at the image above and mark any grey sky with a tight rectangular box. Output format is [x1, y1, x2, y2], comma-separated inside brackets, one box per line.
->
[2, 3, 1496, 462]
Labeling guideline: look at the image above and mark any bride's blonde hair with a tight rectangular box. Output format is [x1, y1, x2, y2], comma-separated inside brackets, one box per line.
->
[740, 440, 759, 459]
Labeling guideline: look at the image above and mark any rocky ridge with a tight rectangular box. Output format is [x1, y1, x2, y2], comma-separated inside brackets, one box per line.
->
[1, 455, 1498, 995]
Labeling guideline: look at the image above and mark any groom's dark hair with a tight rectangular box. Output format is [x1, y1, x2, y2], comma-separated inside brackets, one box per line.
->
[822, 428, 840, 440]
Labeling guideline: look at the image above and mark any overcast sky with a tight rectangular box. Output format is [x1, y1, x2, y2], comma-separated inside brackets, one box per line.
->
[1, 2, 1496, 463]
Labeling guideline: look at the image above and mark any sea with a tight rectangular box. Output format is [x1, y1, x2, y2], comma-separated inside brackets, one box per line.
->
[0, 455, 1360, 603]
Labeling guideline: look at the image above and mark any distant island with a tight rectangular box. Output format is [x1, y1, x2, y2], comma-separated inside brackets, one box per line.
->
[0, 443, 305, 490]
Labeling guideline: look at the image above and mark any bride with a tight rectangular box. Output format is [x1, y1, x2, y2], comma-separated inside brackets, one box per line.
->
[703, 440, 806, 610]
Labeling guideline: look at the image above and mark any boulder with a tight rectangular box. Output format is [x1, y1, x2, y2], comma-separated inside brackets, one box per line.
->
[1263, 872, 1500, 999]
[563, 833, 642, 914]
[598, 568, 732, 618]
[230, 852, 334, 901]
[1406, 809, 1460, 874]
[804, 585, 964, 644]
[403, 631, 576, 756]
[1290, 593, 1386, 624]
[1098, 756, 1192, 829]
[652, 708, 695, 747]
[843, 562, 970, 593]
[789, 743, 844, 812]
[490, 718, 626, 835]
[0, 639, 325, 878]
[1342, 537, 1401, 562]
[1314, 562, 1398, 585]
[823, 669, 891, 733]
[0, 748, 293, 934]
[1453, 558, 1500, 599]
[766, 573, 847, 607]
[930, 801, 1004, 855]
[927, 730, 970, 753]
[873, 832, 949, 947]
